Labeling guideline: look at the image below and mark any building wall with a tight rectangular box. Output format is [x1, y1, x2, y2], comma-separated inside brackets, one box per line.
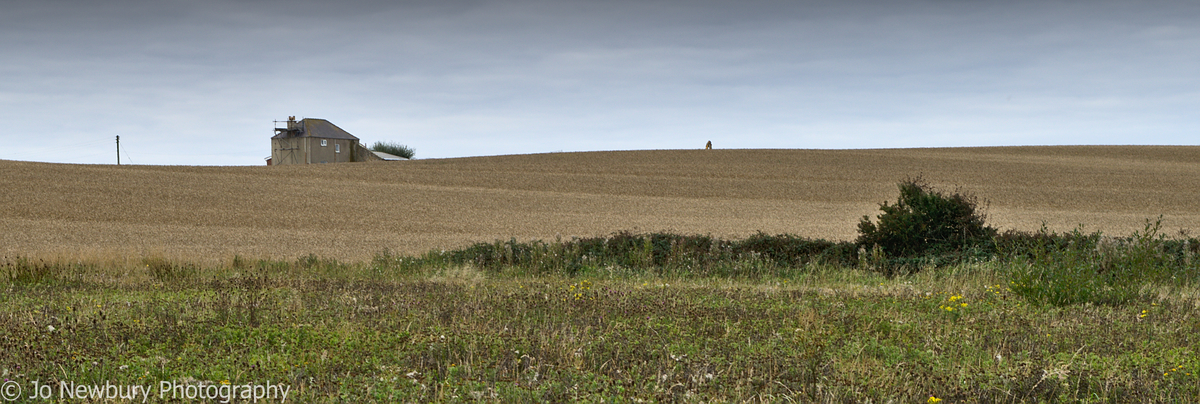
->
[355, 143, 383, 162]
[306, 138, 356, 164]
[271, 137, 304, 165]
[272, 137, 364, 165]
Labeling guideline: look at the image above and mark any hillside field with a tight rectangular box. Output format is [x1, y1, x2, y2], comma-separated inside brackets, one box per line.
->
[3, 146, 1200, 262]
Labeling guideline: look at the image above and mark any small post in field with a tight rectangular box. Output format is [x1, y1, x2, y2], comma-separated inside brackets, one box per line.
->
[116, 135, 120, 165]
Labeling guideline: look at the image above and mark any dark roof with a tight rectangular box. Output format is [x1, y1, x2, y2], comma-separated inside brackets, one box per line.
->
[272, 118, 359, 140]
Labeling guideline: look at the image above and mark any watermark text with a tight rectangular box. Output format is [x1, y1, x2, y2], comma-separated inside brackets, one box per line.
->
[1, 380, 290, 402]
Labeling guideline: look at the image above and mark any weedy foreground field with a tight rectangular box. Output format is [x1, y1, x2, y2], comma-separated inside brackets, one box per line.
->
[2, 249, 1198, 403]
[3, 146, 1200, 261]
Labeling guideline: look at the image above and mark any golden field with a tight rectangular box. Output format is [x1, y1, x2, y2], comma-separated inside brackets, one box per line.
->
[3, 146, 1199, 262]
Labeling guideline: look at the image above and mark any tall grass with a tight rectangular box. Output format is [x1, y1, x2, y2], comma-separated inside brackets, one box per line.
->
[1003, 218, 1200, 306]
[2, 245, 1198, 402]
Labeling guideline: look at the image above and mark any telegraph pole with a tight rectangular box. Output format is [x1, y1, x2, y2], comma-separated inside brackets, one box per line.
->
[116, 135, 120, 165]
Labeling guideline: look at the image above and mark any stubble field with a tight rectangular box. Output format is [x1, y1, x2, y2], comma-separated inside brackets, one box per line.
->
[3, 146, 1200, 262]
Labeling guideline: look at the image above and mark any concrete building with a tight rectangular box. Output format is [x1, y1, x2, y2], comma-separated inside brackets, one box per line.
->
[269, 117, 381, 165]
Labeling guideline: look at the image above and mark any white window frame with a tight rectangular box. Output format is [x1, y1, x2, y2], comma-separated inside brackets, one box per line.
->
[321, 139, 328, 147]
[335, 144, 341, 153]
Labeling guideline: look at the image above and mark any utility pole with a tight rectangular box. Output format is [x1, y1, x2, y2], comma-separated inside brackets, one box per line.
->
[116, 135, 120, 165]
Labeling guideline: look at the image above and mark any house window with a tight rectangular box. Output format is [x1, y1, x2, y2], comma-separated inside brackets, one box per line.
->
[321, 139, 327, 147]
[335, 144, 341, 153]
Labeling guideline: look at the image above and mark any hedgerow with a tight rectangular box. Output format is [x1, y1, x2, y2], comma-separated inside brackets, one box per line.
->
[368, 179, 1200, 307]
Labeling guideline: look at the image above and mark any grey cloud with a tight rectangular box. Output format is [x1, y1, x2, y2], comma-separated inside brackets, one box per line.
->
[1, 0, 1197, 164]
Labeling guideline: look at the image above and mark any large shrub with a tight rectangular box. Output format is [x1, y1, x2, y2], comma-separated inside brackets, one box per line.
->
[857, 178, 996, 258]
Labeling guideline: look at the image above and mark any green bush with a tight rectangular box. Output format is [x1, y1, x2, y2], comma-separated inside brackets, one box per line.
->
[857, 178, 996, 259]
[370, 141, 415, 159]
[387, 231, 859, 278]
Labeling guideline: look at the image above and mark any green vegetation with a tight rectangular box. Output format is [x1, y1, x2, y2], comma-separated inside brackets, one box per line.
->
[2, 248, 1198, 403]
[857, 177, 996, 260]
[1003, 218, 1193, 307]
[369, 141, 415, 159]
[1, 181, 1198, 402]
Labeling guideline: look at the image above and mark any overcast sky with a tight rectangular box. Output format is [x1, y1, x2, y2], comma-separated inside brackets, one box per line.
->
[2, 0, 1197, 165]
